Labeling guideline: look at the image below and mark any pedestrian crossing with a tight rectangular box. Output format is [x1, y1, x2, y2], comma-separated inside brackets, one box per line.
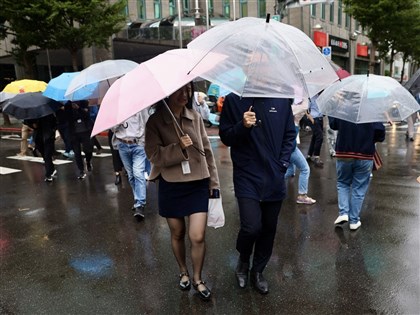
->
[0, 166, 22, 175]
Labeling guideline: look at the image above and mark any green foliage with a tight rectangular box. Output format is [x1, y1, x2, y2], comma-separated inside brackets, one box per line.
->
[344, 0, 420, 65]
[0, 0, 127, 75]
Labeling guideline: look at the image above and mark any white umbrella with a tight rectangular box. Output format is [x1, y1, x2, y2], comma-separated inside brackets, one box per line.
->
[65, 59, 138, 100]
[187, 16, 338, 98]
[317, 74, 420, 124]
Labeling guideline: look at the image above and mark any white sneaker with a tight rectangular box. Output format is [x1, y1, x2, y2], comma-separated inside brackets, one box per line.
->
[334, 214, 349, 225]
[144, 172, 149, 180]
[349, 221, 361, 230]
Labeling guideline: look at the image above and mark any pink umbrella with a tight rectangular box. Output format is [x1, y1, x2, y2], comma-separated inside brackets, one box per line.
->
[91, 49, 226, 136]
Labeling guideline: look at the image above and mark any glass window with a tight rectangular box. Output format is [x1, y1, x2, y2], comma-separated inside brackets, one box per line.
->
[310, 4, 316, 17]
[345, 13, 350, 28]
[337, 0, 342, 26]
[154, 0, 162, 18]
[329, 2, 334, 23]
[258, 0, 266, 18]
[208, 0, 214, 17]
[321, 4, 325, 20]
[240, 0, 248, 17]
[183, 0, 190, 16]
[123, 0, 129, 16]
[223, 0, 230, 18]
[168, 0, 177, 15]
[137, 0, 146, 19]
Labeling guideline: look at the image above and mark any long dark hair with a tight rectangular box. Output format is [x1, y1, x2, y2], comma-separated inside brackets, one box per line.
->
[150, 81, 195, 114]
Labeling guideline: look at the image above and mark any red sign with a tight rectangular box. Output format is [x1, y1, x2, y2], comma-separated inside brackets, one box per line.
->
[313, 31, 328, 47]
[357, 44, 368, 57]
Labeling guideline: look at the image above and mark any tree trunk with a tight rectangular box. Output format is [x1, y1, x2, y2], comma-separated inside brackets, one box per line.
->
[71, 49, 79, 71]
[369, 43, 377, 74]
[389, 49, 396, 78]
[400, 54, 407, 84]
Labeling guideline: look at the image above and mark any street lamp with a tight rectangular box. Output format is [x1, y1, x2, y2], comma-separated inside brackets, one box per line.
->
[349, 30, 360, 74]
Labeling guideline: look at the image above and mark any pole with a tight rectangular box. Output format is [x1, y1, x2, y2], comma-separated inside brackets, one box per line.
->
[46, 48, 52, 80]
[205, 0, 210, 30]
[177, 0, 183, 48]
[233, 0, 236, 20]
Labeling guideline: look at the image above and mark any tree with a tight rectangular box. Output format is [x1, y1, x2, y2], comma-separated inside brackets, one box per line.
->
[45, 0, 127, 70]
[0, 0, 127, 77]
[344, 0, 420, 76]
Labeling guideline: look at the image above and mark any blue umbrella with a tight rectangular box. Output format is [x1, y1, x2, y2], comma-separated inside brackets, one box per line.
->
[43, 72, 98, 101]
[207, 83, 231, 98]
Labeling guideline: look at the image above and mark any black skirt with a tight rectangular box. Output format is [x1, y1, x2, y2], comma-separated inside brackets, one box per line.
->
[158, 176, 209, 218]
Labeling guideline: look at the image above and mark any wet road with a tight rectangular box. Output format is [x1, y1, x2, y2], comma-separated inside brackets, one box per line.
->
[0, 123, 419, 314]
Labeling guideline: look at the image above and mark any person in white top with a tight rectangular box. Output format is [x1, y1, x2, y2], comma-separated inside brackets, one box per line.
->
[112, 108, 150, 220]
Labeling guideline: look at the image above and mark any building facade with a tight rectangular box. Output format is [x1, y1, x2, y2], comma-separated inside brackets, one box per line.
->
[0, 0, 381, 87]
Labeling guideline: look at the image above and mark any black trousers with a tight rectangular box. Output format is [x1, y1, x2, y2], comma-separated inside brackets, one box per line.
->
[71, 131, 93, 172]
[108, 130, 123, 172]
[34, 130, 55, 177]
[236, 198, 283, 273]
[307, 117, 324, 157]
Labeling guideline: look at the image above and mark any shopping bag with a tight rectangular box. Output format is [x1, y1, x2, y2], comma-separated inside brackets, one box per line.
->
[373, 150, 383, 171]
[207, 196, 225, 229]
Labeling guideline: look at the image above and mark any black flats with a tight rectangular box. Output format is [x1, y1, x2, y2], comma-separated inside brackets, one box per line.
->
[235, 259, 249, 288]
[179, 272, 191, 290]
[250, 272, 269, 295]
[193, 280, 211, 301]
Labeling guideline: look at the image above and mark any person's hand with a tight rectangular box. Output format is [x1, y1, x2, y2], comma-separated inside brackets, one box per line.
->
[243, 106, 256, 128]
[306, 113, 315, 125]
[179, 134, 193, 149]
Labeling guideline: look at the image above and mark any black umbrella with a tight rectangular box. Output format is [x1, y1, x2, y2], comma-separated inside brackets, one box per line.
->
[404, 68, 420, 95]
[2, 92, 62, 120]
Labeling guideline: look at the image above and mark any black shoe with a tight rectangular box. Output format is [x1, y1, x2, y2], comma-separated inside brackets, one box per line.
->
[77, 172, 86, 180]
[133, 205, 145, 220]
[86, 162, 93, 172]
[115, 173, 121, 185]
[193, 280, 211, 301]
[179, 271, 191, 290]
[409, 137, 414, 142]
[235, 259, 249, 288]
[250, 272, 269, 295]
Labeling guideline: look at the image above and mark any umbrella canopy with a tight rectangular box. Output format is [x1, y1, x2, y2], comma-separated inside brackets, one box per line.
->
[2, 79, 47, 94]
[207, 83, 231, 98]
[336, 68, 351, 79]
[92, 49, 226, 136]
[43, 72, 99, 101]
[317, 74, 420, 124]
[404, 68, 420, 95]
[65, 59, 138, 100]
[187, 16, 338, 98]
[2, 92, 62, 120]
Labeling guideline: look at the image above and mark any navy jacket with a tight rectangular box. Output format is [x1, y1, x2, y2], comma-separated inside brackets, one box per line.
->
[329, 117, 385, 159]
[219, 94, 296, 201]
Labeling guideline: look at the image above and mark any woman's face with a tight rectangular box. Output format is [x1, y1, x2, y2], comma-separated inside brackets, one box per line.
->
[169, 85, 191, 107]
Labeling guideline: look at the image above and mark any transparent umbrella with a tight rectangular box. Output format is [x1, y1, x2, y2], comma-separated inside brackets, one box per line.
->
[187, 16, 338, 98]
[317, 74, 420, 124]
[65, 59, 138, 100]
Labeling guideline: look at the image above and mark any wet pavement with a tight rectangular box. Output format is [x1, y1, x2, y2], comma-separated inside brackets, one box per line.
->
[0, 120, 419, 314]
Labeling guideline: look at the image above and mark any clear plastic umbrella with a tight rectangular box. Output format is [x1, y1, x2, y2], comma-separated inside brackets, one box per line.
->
[187, 16, 338, 98]
[317, 74, 420, 124]
[65, 59, 138, 100]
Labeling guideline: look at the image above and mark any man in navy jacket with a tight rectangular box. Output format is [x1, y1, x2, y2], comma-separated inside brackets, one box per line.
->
[219, 93, 295, 294]
[329, 117, 385, 231]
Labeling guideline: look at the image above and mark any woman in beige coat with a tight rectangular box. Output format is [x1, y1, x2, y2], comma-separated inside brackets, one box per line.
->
[145, 84, 220, 301]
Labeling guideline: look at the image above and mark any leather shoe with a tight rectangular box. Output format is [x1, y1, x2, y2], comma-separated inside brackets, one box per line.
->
[235, 258, 249, 288]
[193, 280, 211, 301]
[133, 205, 145, 221]
[250, 272, 269, 294]
[114, 173, 121, 185]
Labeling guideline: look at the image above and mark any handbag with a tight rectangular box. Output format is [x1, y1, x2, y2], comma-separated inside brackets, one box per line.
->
[207, 196, 225, 229]
[373, 150, 383, 171]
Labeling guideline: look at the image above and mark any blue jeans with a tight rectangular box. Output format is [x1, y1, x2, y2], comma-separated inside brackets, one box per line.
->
[118, 143, 147, 208]
[285, 147, 310, 195]
[336, 159, 373, 224]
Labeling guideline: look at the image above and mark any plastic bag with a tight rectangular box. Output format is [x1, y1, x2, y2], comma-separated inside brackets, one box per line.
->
[207, 196, 225, 229]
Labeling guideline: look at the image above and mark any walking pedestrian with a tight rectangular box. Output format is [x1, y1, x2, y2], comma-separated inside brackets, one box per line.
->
[306, 93, 324, 167]
[112, 109, 150, 220]
[285, 98, 316, 205]
[219, 93, 295, 295]
[108, 129, 124, 185]
[145, 84, 220, 301]
[66, 100, 94, 179]
[24, 114, 58, 182]
[330, 118, 385, 230]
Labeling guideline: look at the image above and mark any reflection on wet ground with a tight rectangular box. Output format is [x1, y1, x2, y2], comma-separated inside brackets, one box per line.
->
[0, 124, 419, 314]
